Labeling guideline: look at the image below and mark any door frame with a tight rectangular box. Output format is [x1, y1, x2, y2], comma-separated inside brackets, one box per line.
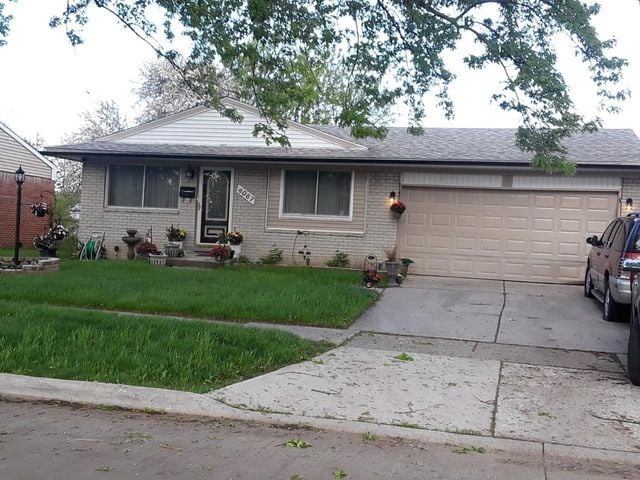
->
[195, 166, 235, 245]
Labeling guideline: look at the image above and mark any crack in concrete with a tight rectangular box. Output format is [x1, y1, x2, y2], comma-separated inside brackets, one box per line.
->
[490, 361, 504, 437]
[493, 281, 507, 343]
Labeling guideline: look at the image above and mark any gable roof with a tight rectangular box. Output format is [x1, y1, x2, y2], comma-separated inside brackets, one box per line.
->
[99, 98, 366, 151]
[0, 122, 55, 178]
[44, 126, 640, 169]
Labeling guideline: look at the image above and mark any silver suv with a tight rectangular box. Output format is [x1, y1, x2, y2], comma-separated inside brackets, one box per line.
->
[584, 213, 640, 322]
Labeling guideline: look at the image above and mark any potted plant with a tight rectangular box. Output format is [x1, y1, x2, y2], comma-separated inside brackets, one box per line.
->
[136, 241, 159, 259]
[33, 233, 56, 257]
[30, 201, 51, 217]
[210, 244, 234, 263]
[227, 230, 243, 255]
[165, 225, 187, 256]
[390, 199, 406, 218]
[400, 258, 414, 277]
[51, 224, 70, 241]
[363, 269, 381, 288]
[384, 245, 401, 277]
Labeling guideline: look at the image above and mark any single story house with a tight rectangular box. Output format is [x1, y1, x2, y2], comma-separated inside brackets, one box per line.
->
[0, 122, 55, 247]
[45, 98, 640, 284]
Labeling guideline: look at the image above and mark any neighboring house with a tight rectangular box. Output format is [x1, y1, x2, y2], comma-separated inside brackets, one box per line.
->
[0, 122, 55, 248]
[44, 98, 640, 284]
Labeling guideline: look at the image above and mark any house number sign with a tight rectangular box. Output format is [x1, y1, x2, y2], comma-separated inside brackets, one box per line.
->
[236, 185, 256, 205]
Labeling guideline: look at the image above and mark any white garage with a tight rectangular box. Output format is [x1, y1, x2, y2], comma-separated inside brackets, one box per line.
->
[397, 174, 621, 284]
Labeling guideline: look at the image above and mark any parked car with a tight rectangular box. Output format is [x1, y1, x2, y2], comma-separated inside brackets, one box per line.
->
[621, 258, 640, 385]
[584, 213, 640, 322]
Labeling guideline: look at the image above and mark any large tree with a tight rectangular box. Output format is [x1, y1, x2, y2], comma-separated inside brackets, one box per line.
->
[54, 100, 128, 197]
[0, 1, 633, 173]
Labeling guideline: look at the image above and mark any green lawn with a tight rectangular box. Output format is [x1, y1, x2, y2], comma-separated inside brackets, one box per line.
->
[0, 300, 329, 392]
[0, 260, 375, 328]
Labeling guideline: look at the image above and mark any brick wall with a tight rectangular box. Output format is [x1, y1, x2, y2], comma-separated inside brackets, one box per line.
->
[232, 169, 400, 268]
[0, 172, 54, 247]
[79, 163, 400, 267]
[79, 163, 198, 259]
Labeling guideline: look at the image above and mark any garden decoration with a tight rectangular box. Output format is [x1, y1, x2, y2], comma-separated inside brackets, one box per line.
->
[148, 251, 168, 266]
[363, 254, 381, 288]
[121, 229, 142, 261]
[390, 199, 406, 218]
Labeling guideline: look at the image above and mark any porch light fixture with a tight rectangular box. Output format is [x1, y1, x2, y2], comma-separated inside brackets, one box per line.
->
[184, 165, 195, 179]
[13, 166, 25, 265]
[626, 197, 633, 211]
[389, 191, 396, 205]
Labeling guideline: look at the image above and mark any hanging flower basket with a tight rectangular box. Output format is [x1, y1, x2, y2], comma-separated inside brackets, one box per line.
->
[30, 201, 50, 217]
[390, 200, 406, 217]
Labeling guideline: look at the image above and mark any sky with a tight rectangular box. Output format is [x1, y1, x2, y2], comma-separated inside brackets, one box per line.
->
[0, 0, 638, 146]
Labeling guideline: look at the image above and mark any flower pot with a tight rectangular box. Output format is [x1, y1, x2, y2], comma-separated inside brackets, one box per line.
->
[385, 261, 401, 276]
[229, 244, 242, 256]
[148, 253, 168, 266]
[164, 243, 181, 258]
[38, 248, 49, 257]
[47, 249, 58, 258]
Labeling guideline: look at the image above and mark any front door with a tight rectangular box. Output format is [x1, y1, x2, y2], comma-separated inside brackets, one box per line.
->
[200, 169, 231, 243]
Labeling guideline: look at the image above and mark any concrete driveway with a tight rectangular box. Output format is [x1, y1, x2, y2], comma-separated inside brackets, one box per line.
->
[351, 276, 630, 353]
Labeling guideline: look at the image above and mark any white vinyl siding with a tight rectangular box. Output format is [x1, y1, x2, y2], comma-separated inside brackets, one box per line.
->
[113, 108, 349, 149]
[0, 126, 53, 178]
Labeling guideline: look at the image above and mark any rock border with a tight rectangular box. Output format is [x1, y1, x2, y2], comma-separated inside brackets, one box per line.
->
[0, 257, 60, 274]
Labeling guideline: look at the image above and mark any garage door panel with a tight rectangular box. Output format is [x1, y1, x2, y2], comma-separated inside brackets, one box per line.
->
[397, 187, 618, 284]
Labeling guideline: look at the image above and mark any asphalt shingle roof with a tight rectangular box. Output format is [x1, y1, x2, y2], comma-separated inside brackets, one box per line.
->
[44, 127, 640, 167]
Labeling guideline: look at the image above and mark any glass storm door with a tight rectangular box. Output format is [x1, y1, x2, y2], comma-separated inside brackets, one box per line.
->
[200, 170, 231, 243]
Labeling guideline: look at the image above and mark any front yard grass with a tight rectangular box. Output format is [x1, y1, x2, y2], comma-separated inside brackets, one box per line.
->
[0, 300, 330, 393]
[0, 261, 375, 328]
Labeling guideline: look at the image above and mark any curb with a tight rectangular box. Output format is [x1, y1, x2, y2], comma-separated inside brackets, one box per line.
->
[3, 372, 640, 465]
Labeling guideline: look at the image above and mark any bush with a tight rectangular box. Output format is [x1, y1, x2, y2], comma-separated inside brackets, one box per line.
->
[326, 250, 350, 268]
[137, 242, 159, 256]
[260, 247, 283, 264]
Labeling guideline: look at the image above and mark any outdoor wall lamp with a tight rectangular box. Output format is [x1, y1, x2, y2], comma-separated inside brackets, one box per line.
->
[13, 165, 25, 265]
[389, 191, 396, 205]
[184, 165, 195, 179]
[626, 197, 633, 210]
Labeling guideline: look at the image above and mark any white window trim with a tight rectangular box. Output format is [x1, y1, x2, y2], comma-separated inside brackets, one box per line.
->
[104, 163, 181, 210]
[278, 169, 355, 222]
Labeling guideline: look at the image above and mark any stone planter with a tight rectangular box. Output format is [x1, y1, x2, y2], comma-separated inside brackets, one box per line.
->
[229, 244, 242, 256]
[164, 243, 181, 258]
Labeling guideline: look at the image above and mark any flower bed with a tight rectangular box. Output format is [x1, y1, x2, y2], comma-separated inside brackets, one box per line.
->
[0, 257, 60, 274]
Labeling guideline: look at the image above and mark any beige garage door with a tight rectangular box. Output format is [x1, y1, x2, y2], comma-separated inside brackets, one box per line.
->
[397, 188, 619, 283]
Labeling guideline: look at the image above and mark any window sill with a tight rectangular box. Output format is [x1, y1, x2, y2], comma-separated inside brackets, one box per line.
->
[104, 207, 180, 215]
[279, 214, 353, 222]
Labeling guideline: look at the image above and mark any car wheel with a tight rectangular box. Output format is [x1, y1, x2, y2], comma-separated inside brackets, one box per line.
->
[603, 282, 623, 322]
[628, 308, 640, 386]
[584, 266, 594, 298]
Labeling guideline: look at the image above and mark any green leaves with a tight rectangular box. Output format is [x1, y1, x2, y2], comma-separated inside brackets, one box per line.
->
[0, 0, 630, 173]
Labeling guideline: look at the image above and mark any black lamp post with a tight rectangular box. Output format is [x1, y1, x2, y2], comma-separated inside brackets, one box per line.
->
[13, 166, 25, 266]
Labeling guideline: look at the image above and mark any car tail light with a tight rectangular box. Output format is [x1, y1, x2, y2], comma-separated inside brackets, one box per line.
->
[618, 252, 640, 279]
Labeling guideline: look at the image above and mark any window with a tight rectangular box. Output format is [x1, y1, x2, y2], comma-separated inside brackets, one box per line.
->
[599, 220, 618, 247]
[282, 170, 352, 217]
[108, 165, 180, 209]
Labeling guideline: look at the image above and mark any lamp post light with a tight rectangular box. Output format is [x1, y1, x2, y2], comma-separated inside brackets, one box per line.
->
[13, 166, 25, 266]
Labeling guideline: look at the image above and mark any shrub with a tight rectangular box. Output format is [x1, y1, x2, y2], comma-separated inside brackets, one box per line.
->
[260, 247, 283, 264]
[210, 244, 233, 261]
[326, 250, 350, 268]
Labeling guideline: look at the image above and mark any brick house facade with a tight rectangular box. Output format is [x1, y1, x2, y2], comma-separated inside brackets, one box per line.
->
[45, 100, 640, 283]
[0, 172, 55, 247]
[0, 122, 55, 248]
